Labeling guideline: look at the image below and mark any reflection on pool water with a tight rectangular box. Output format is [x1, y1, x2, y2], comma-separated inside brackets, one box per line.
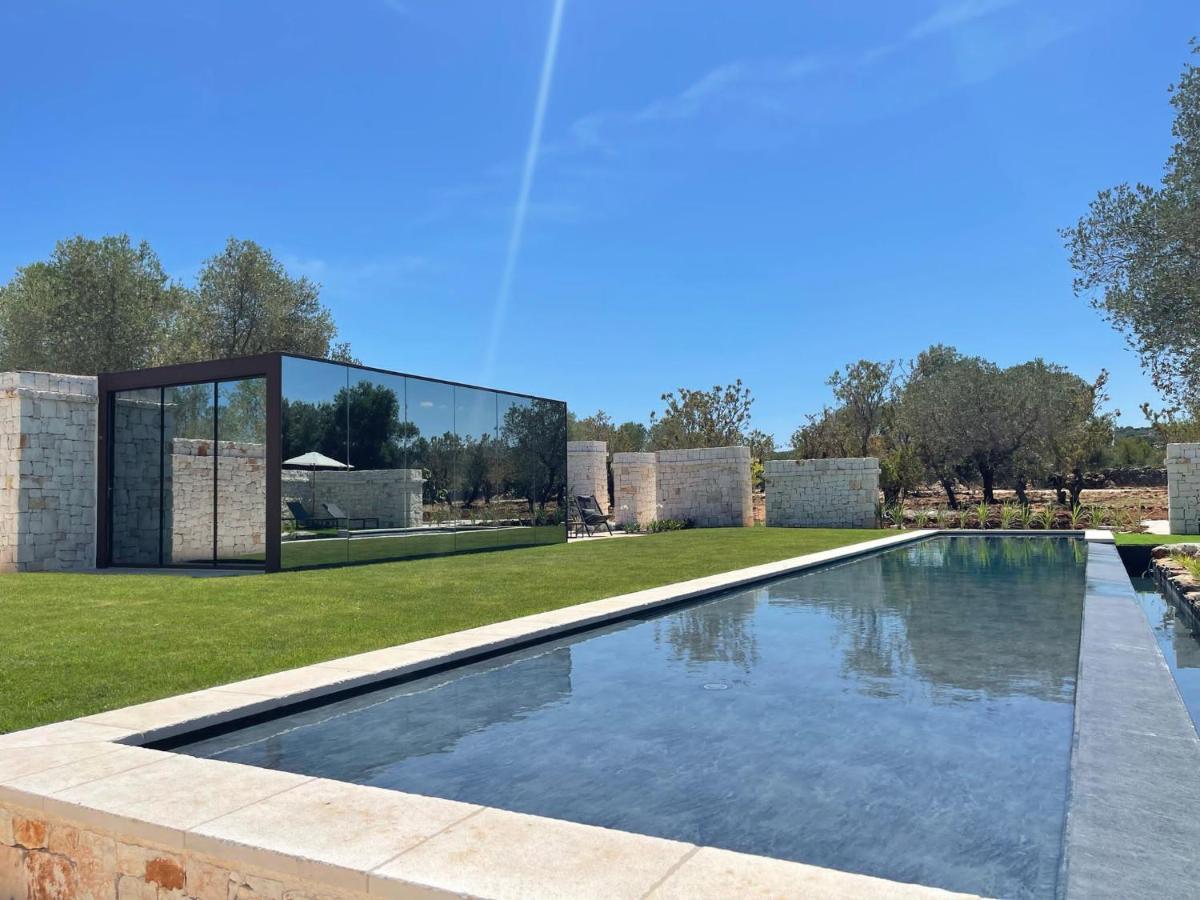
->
[1131, 576, 1200, 732]
[168, 536, 1088, 899]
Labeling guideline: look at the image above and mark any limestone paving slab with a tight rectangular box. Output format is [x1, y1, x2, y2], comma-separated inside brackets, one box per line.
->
[79, 686, 285, 739]
[0, 745, 171, 811]
[44, 754, 312, 849]
[370, 807, 694, 900]
[647, 846, 977, 900]
[188, 778, 482, 893]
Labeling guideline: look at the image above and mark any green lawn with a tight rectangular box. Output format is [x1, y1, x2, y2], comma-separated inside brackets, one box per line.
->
[1114, 533, 1200, 546]
[1, 527, 885, 734]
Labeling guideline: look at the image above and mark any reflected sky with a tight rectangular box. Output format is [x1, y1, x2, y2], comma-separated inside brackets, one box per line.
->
[171, 536, 1086, 899]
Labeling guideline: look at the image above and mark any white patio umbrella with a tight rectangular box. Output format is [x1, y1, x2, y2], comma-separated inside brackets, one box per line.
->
[283, 451, 353, 515]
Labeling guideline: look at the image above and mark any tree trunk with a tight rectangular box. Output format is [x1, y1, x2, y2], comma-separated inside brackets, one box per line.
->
[1068, 468, 1085, 508]
[941, 478, 958, 509]
[1014, 479, 1029, 506]
[979, 465, 995, 505]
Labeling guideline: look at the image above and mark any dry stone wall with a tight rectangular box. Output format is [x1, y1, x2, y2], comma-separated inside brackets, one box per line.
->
[0, 372, 97, 572]
[612, 452, 658, 527]
[1167, 443, 1200, 535]
[765, 457, 880, 528]
[0, 801, 365, 900]
[656, 447, 753, 527]
[567, 441, 609, 510]
[610, 447, 752, 528]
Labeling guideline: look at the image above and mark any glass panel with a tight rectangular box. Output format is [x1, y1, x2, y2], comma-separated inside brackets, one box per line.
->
[111, 388, 163, 565]
[345, 370, 415, 564]
[497, 396, 568, 547]
[281, 357, 350, 568]
[163, 382, 216, 565]
[216, 378, 267, 566]
[454, 387, 499, 553]
[404, 377, 456, 558]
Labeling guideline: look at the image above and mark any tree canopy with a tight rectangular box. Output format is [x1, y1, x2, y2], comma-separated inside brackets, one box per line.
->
[648, 380, 754, 450]
[1065, 39, 1200, 419]
[0, 234, 353, 375]
[0, 235, 182, 374]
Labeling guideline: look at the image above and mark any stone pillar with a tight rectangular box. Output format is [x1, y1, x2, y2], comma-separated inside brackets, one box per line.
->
[612, 452, 657, 527]
[655, 446, 753, 527]
[765, 457, 880, 528]
[0, 372, 98, 572]
[567, 440, 609, 510]
[1167, 443, 1200, 535]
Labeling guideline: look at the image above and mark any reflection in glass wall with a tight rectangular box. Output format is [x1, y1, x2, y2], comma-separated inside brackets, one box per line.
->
[346, 369, 412, 564]
[280, 358, 350, 569]
[455, 387, 499, 552]
[404, 377, 456, 559]
[499, 395, 568, 546]
[274, 355, 566, 569]
[111, 388, 163, 565]
[164, 382, 216, 565]
[217, 378, 267, 565]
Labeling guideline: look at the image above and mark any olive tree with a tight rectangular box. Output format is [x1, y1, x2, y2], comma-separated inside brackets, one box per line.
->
[1065, 39, 1200, 420]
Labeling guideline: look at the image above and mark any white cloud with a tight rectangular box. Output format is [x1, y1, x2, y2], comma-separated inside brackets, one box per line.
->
[907, 0, 1021, 40]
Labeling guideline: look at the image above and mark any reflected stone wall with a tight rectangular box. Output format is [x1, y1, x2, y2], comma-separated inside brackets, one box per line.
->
[1167, 443, 1200, 535]
[169, 439, 266, 563]
[765, 457, 880, 528]
[0, 372, 97, 572]
[281, 469, 424, 529]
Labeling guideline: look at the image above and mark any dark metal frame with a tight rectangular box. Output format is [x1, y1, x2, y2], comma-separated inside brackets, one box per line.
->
[98, 354, 282, 572]
[97, 352, 567, 574]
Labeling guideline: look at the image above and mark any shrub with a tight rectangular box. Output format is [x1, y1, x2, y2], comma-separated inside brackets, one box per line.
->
[973, 502, 991, 529]
[1018, 505, 1035, 529]
[998, 504, 1018, 528]
[644, 518, 693, 533]
[886, 502, 907, 528]
[1036, 506, 1057, 529]
[1068, 504, 1087, 529]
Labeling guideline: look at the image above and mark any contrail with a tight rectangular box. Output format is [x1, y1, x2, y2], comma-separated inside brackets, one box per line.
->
[483, 0, 566, 381]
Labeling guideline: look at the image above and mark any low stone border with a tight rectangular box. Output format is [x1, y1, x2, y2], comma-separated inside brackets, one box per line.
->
[1149, 543, 1200, 616]
[3, 529, 985, 899]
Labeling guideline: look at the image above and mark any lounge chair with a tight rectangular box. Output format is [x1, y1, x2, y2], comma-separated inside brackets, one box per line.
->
[286, 501, 335, 529]
[573, 495, 613, 537]
[321, 502, 380, 531]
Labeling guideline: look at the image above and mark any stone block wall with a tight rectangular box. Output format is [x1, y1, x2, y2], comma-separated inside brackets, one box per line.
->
[765, 457, 880, 528]
[656, 447, 753, 527]
[0, 372, 97, 572]
[610, 447, 752, 528]
[1167, 443, 1200, 535]
[0, 801, 364, 900]
[612, 452, 658, 527]
[567, 440, 609, 510]
[281, 468, 424, 528]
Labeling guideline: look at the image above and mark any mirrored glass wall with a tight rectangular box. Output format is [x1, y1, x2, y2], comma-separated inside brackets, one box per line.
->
[109, 378, 267, 567]
[280, 356, 566, 570]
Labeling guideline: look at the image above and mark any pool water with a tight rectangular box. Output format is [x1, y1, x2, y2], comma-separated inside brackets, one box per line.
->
[169, 536, 1087, 898]
[1131, 576, 1200, 731]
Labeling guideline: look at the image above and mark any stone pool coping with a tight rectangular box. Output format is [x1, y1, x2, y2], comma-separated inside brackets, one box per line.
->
[2, 528, 1168, 899]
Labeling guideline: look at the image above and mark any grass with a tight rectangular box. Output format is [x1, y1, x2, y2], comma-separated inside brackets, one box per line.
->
[1172, 555, 1200, 579]
[1114, 533, 1200, 546]
[1, 527, 885, 734]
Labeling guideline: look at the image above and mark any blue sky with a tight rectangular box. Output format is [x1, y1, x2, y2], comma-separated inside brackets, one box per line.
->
[1, 1, 1195, 442]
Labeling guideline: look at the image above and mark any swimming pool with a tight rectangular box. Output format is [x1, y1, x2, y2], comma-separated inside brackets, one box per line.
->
[165, 535, 1087, 899]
